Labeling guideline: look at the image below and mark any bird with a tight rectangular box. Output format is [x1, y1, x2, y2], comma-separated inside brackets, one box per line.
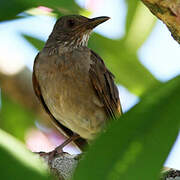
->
[33, 15, 122, 154]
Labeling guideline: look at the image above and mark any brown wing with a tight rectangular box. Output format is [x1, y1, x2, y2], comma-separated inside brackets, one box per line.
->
[89, 50, 122, 119]
[32, 53, 87, 150]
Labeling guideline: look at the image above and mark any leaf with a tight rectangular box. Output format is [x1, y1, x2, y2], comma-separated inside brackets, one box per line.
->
[74, 75, 180, 180]
[125, 0, 139, 34]
[0, 0, 33, 21]
[124, 1, 156, 51]
[37, 0, 80, 14]
[0, 92, 35, 141]
[0, 129, 52, 180]
[0, 0, 80, 21]
[22, 34, 45, 51]
[89, 33, 160, 95]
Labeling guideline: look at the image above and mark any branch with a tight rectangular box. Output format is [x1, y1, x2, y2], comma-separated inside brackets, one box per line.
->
[161, 168, 180, 180]
[39, 152, 80, 180]
[142, 0, 180, 44]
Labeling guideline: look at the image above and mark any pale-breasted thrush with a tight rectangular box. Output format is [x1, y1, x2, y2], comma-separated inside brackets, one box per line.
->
[33, 15, 122, 151]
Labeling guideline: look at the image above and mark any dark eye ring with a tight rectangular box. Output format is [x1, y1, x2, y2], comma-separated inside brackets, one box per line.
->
[68, 19, 75, 27]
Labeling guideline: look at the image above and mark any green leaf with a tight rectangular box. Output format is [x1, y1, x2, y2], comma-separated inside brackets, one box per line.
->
[74, 76, 180, 180]
[0, 129, 52, 179]
[37, 0, 80, 15]
[22, 34, 45, 51]
[124, 1, 156, 51]
[89, 33, 160, 95]
[0, 0, 33, 21]
[0, 0, 80, 21]
[125, 0, 139, 34]
[0, 92, 35, 141]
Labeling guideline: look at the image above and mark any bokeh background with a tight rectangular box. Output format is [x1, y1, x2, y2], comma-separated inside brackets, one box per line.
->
[0, 0, 180, 170]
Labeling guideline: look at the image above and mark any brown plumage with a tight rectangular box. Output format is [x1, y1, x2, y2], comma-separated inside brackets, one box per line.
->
[33, 15, 122, 151]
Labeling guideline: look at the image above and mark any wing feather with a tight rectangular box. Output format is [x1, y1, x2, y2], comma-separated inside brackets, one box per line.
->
[89, 50, 122, 119]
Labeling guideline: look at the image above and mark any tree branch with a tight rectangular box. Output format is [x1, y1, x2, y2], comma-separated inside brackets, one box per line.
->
[161, 168, 180, 180]
[40, 152, 80, 180]
[142, 0, 180, 44]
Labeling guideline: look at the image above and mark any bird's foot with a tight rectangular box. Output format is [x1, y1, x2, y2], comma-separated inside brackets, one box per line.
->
[39, 133, 80, 165]
[48, 147, 63, 165]
[38, 148, 63, 165]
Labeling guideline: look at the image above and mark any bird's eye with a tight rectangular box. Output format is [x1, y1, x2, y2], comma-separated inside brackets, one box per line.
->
[67, 19, 75, 28]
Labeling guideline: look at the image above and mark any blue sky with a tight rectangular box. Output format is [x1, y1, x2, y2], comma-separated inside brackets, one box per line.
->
[0, 0, 180, 169]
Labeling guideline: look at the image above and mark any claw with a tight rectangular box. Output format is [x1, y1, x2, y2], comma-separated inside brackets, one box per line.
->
[41, 133, 80, 165]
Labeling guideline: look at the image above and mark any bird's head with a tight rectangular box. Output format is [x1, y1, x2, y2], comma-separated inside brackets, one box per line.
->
[45, 15, 110, 49]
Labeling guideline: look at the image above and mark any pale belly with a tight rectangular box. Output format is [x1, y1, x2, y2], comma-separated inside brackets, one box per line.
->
[36, 51, 107, 139]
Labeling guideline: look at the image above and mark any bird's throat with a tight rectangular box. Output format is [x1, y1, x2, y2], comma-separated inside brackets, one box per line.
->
[44, 31, 91, 55]
[63, 32, 90, 49]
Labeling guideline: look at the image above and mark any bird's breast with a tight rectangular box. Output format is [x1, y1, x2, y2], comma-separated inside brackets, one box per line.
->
[35, 48, 107, 139]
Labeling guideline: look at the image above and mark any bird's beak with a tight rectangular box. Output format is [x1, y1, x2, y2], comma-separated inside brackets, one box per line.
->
[86, 16, 110, 29]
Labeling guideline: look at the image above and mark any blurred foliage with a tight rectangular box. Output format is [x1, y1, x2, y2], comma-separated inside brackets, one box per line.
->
[0, 0, 80, 21]
[124, 2, 156, 51]
[0, 92, 35, 141]
[22, 34, 44, 51]
[74, 76, 180, 180]
[125, 0, 140, 34]
[0, 129, 53, 179]
[0, 0, 179, 179]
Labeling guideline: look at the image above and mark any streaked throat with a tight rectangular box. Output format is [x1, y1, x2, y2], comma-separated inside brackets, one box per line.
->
[64, 31, 91, 49]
